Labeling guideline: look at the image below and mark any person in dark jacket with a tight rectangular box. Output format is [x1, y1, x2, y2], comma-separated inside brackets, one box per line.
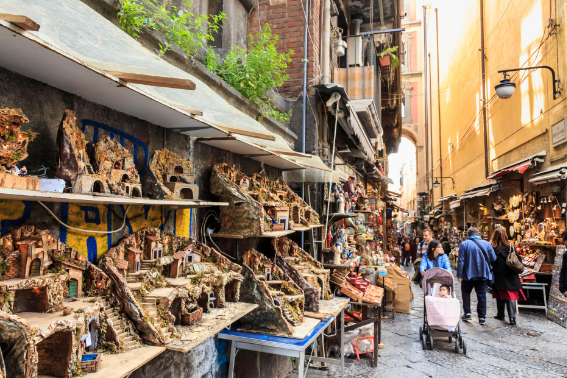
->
[559, 231, 567, 296]
[490, 228, 525, 325]
[410, 236, 420, 266]
[441, 236, 451, 256]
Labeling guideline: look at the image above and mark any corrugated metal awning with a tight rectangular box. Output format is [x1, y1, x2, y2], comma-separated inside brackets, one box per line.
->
[487, 151, 546, 179]
[436, 193, 457, 202]
[450, 200, 461, 209]
[460, 188, 491, 200]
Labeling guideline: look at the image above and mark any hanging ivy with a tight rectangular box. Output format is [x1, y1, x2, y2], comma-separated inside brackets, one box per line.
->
[206, 25, 293, 122]
[117, 0, 226, 58]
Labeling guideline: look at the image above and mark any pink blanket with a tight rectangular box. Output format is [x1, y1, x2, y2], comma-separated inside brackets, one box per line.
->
[425, 296, 460, 328]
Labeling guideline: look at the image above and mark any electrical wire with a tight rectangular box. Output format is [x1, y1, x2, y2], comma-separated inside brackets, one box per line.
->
[38, 201, 131, 234]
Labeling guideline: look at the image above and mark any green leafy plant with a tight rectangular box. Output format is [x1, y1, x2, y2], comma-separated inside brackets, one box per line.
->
[206, 25, 293, 122]
[377, 46, 400, 71]
[117, 0, 226, 58]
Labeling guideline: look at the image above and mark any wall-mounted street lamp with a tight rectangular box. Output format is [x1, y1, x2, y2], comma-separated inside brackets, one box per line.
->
[433, 176, 455, 189]
[495, 66, 562, 100]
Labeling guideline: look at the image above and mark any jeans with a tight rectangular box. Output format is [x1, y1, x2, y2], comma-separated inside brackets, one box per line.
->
[461, 279, 487, 319]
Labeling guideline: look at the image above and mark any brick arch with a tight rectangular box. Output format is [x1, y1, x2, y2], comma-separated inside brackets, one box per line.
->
[401, 126, 418, 147]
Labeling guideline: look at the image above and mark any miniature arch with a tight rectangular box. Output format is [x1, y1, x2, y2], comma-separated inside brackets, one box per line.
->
[131, 187, 142, 197]
[92, 180, 105, 193]
[174, 166, 184, 174]
[179, 187, 194, 199]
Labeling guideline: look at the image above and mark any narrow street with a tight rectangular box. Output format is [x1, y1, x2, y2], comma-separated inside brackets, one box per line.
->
[327, 266, 567, 378]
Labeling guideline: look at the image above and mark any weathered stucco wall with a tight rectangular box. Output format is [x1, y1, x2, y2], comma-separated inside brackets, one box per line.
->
[427, 0, 567, 197]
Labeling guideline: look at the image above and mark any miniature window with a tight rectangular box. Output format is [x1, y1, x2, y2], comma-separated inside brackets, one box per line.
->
[121, 174, 129, 182]
[114, 161, 122, 169]
[135, 260, 140, 271]
[152, 248, 163, 259]
[131, 187, 141, 197]
[186, 254, 193, 263]
[174, 166, 184, 174]
[30, 258, 41, 276]
[169, 175, 178, 182]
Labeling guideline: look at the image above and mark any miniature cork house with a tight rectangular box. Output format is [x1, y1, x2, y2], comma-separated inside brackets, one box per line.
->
[55, 110, 143, 197]
[116, 259, 128, 278]
[169, 248, 197, 278]
[127, 247, 143, 273]
[210, 163, 321, 237]
[149, 149, 199, 200]
[53, 260, 86, 298]
[145, 235, 163, 260]
[17, 231, 55, 278]
[239, 249, 305, 335]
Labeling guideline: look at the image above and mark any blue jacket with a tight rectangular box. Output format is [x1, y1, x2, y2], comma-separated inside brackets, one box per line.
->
[420, 253, 451, 272]
[457, 236, 497, 281]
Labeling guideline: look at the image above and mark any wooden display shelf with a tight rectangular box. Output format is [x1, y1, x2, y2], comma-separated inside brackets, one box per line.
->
[211, 230, 297, 239]
[293, 225, 324, 232]
[520, 242, 556, 248]
[304, 297, 349, 319]
[0, 187, 227, 209]
[84, 346, 166, 378]
[166, 302, 258, 353]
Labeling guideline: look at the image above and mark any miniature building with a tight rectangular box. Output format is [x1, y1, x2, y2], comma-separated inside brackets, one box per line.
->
[54, 260, 86, 298]
[267, 207, 290, 230]
[116, 259, 128, 279]
[149, 149, 199, 200]
[169, 250, 190, 278]
[145, 235, 163, 260]
[127, 247, 143, 273]
[239, 177, 250, 190]
[17, 231, 54, 278]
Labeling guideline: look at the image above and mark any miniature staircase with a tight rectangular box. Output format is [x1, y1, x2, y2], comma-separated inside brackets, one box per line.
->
[104, 307, 140, 351]
[140, 260, 153, 270]
[281, 305, 300, 326]
[142, 296, 172, 343]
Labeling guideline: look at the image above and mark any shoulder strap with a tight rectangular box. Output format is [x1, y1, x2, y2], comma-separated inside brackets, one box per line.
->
[471, 239, 493, 273]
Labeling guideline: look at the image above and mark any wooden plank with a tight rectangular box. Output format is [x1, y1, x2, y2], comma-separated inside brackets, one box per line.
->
[238, 316, 321, 340]
[106, 71, 196, 90]
[305, 297, 349, 319]
[0, 187, 227, 208]
[175, 105, 203, 116]
[260, 230, 296, 238]
[0, 172, 40, 190]
[269, 150, 313, 158]
[0, 14, 40, 31]
[83, 346, 166, 378]
[211, 233, 245, 239]
[222, 126, 276, 141]
[166, 302, 258, 352]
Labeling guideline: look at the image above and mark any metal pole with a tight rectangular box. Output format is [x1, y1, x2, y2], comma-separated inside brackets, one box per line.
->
[480, 0, 489, 178]
[423, 5, 429, 191]
[301, 0, 309, 250]
[435, 9, 443, 198]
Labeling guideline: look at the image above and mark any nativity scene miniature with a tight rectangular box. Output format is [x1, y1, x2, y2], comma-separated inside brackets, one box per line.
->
[99, 227, 244, 347]
[148, 148, 199, 200]
[55, 110, 143, 197]
[238, 248, 305, 335]
[210, 163, 320, 237]
[0, 225, 114, 378]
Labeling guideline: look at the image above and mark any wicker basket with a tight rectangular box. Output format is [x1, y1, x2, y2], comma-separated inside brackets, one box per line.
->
[80, 354, 101, 373]
[340, 282, 364, 302]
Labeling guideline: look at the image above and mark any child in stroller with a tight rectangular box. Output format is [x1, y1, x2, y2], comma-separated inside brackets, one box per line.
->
[419, 268, 466, 354]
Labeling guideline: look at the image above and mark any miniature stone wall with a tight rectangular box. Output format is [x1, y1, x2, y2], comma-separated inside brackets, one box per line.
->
[12, 287, 48, 313]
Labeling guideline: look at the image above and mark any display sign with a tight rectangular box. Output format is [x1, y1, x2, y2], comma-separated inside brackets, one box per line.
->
[552, 118, 567, 148]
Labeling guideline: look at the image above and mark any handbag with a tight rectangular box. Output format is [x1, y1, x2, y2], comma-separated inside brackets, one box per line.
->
[506, 244, 524, 274]
[471, 239, 494, 284]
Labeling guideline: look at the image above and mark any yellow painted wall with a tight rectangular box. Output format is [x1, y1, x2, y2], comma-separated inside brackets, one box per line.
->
[426, 0, 567, 198]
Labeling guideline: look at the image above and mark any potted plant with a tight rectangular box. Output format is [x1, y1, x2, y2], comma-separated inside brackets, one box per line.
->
[377, 46, 399, 74]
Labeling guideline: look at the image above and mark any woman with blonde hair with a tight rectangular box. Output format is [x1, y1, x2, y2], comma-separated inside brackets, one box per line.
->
[490, 228, 525, 325]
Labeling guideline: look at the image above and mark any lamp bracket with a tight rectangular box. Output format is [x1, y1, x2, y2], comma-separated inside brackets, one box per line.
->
[498, 66, 561, 99]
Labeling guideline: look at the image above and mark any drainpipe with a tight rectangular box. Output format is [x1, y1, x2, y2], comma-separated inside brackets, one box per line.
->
[301, 0, 309, 250]
[322, 0, 331, 83]
[423, 5, 429, 192]
[428, 53, 434, 206]
[480, 0, 489, 178]
[434, 8, 443, 198]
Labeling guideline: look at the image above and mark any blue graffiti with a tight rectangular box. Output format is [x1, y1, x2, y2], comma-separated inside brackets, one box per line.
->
[80, 206, 101, 224]
[215, 338, 229, 377]
[1, 201, 31, 236]
[81, 119, 149, 175]
[86, 237, 97, 263]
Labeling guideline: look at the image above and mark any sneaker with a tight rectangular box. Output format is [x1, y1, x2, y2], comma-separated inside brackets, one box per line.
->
[479, 318, 486, 326]
[462, 314, 472, 321]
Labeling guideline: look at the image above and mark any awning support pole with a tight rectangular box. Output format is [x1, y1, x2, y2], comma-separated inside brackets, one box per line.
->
[301, 0, 309, 251]
[323, 100, 341, 254]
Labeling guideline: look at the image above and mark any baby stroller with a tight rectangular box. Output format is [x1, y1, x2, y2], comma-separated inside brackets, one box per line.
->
[419, 268, 466, 354]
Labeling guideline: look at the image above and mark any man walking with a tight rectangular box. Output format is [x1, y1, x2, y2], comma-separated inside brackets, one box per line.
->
[457, 227, 497, 325]
[559, 230, 567, 297]
[417, 229, 434, 258]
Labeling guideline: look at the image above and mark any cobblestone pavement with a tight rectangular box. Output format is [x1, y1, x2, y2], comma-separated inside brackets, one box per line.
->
[326, 265, 567, 378]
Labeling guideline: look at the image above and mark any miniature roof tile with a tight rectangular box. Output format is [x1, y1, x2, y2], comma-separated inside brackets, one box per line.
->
[127, 247, 143, 254]
[116, 259, 128, 269]
[172, 250, 188, 260]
